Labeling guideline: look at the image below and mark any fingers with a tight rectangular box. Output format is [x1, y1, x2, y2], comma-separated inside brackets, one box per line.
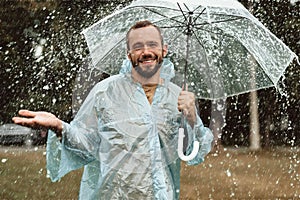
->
[178, 91, 197, 127]
[178, 92, 195, 114]
[181, 83, 188, 91]
[177, 101, 192, 114]
[178, 91, 195, 105]
[12, 110, 38, 126]
[12, 110, 61, 134]
[12, 117, 37, 128]
[12, 117, 21, 124]
[18, 109, 37, 118]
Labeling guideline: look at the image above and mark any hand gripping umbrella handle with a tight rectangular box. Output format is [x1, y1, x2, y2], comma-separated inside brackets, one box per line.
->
[178, 128, 199, 161]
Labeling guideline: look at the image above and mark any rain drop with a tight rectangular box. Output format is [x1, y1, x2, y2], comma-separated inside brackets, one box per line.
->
[226, 169, 232, 177]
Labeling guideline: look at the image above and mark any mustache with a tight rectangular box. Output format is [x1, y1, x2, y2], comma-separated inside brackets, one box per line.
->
[138, 54, 158, 62]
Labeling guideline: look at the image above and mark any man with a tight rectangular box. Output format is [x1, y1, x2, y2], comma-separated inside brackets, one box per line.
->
[13, 20, 213, 199]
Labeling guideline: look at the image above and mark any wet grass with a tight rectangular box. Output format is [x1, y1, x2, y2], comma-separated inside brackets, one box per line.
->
[180, 147, 300, 199]
[0, 146, 299, 199]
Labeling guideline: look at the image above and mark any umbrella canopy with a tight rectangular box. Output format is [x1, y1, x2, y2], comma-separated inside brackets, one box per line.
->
[82, 0, 298, 100]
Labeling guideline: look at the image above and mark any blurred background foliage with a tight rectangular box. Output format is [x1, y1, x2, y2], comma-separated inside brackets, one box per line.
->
[0, 0, 299, 147]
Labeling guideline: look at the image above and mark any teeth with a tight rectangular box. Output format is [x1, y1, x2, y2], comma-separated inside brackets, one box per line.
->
[141, 60, 154, 63]
[139, 58, 156, 64]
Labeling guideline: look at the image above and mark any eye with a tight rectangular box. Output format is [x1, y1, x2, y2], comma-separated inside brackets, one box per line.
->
[132, 43, 143, 51]
[147, 42, 158, 48]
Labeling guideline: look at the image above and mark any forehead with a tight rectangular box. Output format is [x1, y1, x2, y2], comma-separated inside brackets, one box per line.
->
[127, 26, 161, 45]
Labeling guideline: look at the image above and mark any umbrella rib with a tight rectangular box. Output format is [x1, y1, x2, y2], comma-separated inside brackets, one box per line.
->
[193, 8, 206, 24]
[198, 27, 222, 36]
[159, 25, 186, 29]
[97, 38, 126, 64]
[192, 4, 204, 14]
[193, 16, 245, 27]
[183, 3, 191, 13]
[168, 27, 192, 49]
[133, 5, 245, 30]
[190, 29, 206, 50]
[192, 16, 247, 40]
[128, 4, 184, 13]
[189, 28, 215, 99]
[195, 26, 235, 41]
[141, 6, 185, 26]
[178, 3, 188, 23]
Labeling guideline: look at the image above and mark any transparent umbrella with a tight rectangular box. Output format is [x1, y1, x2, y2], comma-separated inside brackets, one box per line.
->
[82, 0, 298, 100]
[81, 0, 298, 161]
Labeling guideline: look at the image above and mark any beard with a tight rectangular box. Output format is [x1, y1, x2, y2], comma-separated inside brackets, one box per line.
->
[131, 54, 163, 79]
[134, 62, 162, 78]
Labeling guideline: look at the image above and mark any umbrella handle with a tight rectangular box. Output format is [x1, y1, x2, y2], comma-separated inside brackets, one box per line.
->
[178, 128, 199, 161]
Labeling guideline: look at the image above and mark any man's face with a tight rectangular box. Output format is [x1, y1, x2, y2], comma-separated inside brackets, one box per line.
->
[127, 26, 167, 79]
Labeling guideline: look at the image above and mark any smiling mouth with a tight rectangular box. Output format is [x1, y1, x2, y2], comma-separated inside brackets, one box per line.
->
[138, 56, 158, 64]
[139, 59, 156, 64]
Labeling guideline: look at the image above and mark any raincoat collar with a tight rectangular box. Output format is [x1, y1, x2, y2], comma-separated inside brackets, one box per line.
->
[119, 58, 175, 83]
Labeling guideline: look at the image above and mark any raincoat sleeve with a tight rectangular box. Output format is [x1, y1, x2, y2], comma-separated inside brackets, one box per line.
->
[185, 114, 213, 166]
[46, 84, 101, 182]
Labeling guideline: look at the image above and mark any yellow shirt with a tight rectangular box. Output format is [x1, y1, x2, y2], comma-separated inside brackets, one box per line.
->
[142, 84, 158, 104]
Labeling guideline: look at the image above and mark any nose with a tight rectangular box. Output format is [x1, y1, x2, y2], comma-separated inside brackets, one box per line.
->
[142, 45, 150, 54]
[141, 45, 151, 54]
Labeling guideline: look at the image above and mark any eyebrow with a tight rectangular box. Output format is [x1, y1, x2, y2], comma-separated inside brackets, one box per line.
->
[132, 42, 143, 49]
[132, 41, 159, 48]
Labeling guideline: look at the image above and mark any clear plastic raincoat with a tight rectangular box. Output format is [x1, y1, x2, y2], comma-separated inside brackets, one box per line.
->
[46, 59, 213, 200]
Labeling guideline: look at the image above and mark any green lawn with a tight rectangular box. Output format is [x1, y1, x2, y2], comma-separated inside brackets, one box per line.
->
[1, 146, 299, 199]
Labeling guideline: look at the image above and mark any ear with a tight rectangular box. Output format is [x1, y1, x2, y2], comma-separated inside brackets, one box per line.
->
[162, 44, 168, 57]
[127, 51, 132, 60]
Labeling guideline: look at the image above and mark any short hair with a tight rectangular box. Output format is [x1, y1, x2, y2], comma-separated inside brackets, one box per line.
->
[126, 20, 163, 50]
